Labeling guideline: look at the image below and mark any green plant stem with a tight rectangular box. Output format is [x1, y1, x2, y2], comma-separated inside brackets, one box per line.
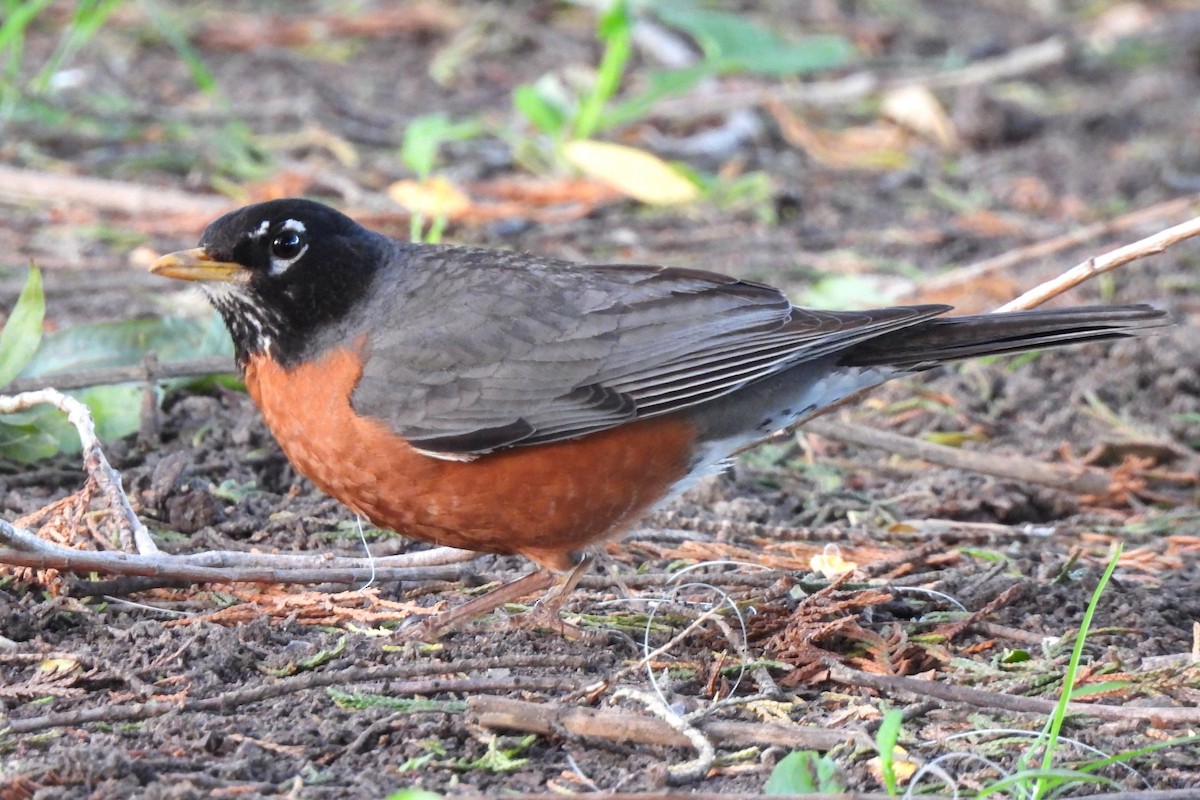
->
[572, 0, 631, 140]
[1037, 544, 1123, 798]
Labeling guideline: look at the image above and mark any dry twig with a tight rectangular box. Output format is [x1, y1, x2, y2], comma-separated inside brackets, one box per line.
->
[5, 655, 589, 735]
[803, 417, 1116, 497]
[995, 213, 1200, 311]
[0, 389, 157, 555]
[0, 165, 231, 224]
[913, 194, 1200, 299]
[654, 37, 1068, 120]
[471, 694, 861, 755]
[0, 389, 478, 587]
[829, 663, 1200, 725]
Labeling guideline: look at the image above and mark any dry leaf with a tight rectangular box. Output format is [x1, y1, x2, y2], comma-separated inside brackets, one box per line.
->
[767, 100, 909, 171]
[1087, 2, 1155, 52]
[563, 140, 699, 205]
[387, 176, 472, 218]
[881, 85, 958, 150]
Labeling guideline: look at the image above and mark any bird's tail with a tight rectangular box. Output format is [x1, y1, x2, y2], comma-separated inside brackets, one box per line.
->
[840, 304, 1168, 369]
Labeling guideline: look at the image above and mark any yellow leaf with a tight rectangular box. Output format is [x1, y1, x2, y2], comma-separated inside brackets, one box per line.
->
[810, 543, 857, 578]
[38, 657, 81, 677]
[867, 746, 918, 784]
[563, 140, 698, 205]
[387, 176, 472, 217]
[923, 430, 985, 447]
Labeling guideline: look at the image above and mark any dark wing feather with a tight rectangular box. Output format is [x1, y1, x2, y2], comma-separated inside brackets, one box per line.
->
[349, 244, 948, 455]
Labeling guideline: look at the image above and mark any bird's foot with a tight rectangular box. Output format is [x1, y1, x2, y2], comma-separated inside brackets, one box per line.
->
[401, 567, 557, 641]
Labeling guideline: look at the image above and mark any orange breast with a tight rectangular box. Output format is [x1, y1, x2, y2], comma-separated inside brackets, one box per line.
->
[243, 347, 697, 571]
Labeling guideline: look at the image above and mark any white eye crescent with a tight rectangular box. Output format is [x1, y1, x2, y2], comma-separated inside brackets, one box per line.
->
[268, 220, 308, 274]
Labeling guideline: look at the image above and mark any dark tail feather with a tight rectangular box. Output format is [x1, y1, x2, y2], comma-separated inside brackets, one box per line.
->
[840, 304, 1169, 369]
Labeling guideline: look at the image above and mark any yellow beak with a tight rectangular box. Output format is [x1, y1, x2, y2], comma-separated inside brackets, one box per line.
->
[149, 248, 249, 283]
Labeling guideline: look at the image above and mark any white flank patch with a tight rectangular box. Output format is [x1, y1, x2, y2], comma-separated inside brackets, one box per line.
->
[658, 366, 898, 505]
[412, 447, 478, 462]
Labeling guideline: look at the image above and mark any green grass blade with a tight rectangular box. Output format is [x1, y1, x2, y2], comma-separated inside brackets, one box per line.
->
[1037, 545, 1123, 796]
[0, 265, 45, 387]
[573, 0, 632, 140]
[874, 708, 905, 793]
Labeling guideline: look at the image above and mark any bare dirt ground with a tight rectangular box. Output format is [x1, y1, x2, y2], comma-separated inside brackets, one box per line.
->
[2, 2, 1199, 797]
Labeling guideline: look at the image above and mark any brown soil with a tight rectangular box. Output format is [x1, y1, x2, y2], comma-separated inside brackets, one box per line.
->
[2, 2, 1199, 797]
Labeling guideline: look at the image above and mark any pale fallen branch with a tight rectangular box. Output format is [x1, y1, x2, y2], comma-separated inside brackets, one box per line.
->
[995, 213, 1200, 311]
[470, 694, 860, 753]
[911, 194, 1200, 299]
[653, 37, 1068, 120]
[1, 389, 158, 556]
[0, 389, 478, 586]
[829, 663, 1200, 725]
[803, 417, 1115, 497]
[0, 164, 231, 221]
[0, 536, 469, 586]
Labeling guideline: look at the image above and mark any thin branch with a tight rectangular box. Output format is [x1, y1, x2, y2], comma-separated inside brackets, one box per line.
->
[653, 37, 1067, 120]
[4, 356, 235, 394]
[995, 214, 1200, 311]
[5, 655, 590, 735]
[0, 389, 157, 555]
[0, 540, 466, 586]
[912, 194, 1200, 299]
[802, 417, 1114, 496]
[0, 164, 231, 221]
[829, 663, 1200, 725]
[470, 694, 859, 752]
[0, 388, 484, 587]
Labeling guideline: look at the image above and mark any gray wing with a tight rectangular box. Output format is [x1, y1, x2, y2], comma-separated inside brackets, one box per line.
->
[349, 244, 948, 455]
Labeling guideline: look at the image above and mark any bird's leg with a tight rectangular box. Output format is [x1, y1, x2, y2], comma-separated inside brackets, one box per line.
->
[405, 567, 557, 641]
[510, 555, 594, 637]
[404, 556, 595, 641]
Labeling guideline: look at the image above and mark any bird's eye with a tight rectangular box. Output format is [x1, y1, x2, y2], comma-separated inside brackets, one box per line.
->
[271, 231, 305, 260]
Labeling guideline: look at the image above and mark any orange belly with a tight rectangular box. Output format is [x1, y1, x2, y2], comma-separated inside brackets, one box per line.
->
[244, 347, 697, 571]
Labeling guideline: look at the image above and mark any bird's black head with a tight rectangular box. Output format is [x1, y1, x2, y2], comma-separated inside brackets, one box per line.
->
[151, 199, 392, 367]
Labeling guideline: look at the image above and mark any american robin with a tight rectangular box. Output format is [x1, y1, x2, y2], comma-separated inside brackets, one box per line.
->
[150, 198, 1166, 634]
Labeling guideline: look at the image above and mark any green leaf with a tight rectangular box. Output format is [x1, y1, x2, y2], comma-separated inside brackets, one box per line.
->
[874, 709, 905, 794]
[1, 313, 234, 462]
[75, 384, 144, 442]
[1000, 648, 1032, 663]
[401, 113, 483, 178]
[18, 314, 232, 378]
[0, 265, 45, 387]
[513, 84, 567, 136]
[654, 4, 856, 76]
[602, 64, 710, 131]
[764, 751, 846, 795]
[385, 791, 443, 800]
[0, 415, 61, 462]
